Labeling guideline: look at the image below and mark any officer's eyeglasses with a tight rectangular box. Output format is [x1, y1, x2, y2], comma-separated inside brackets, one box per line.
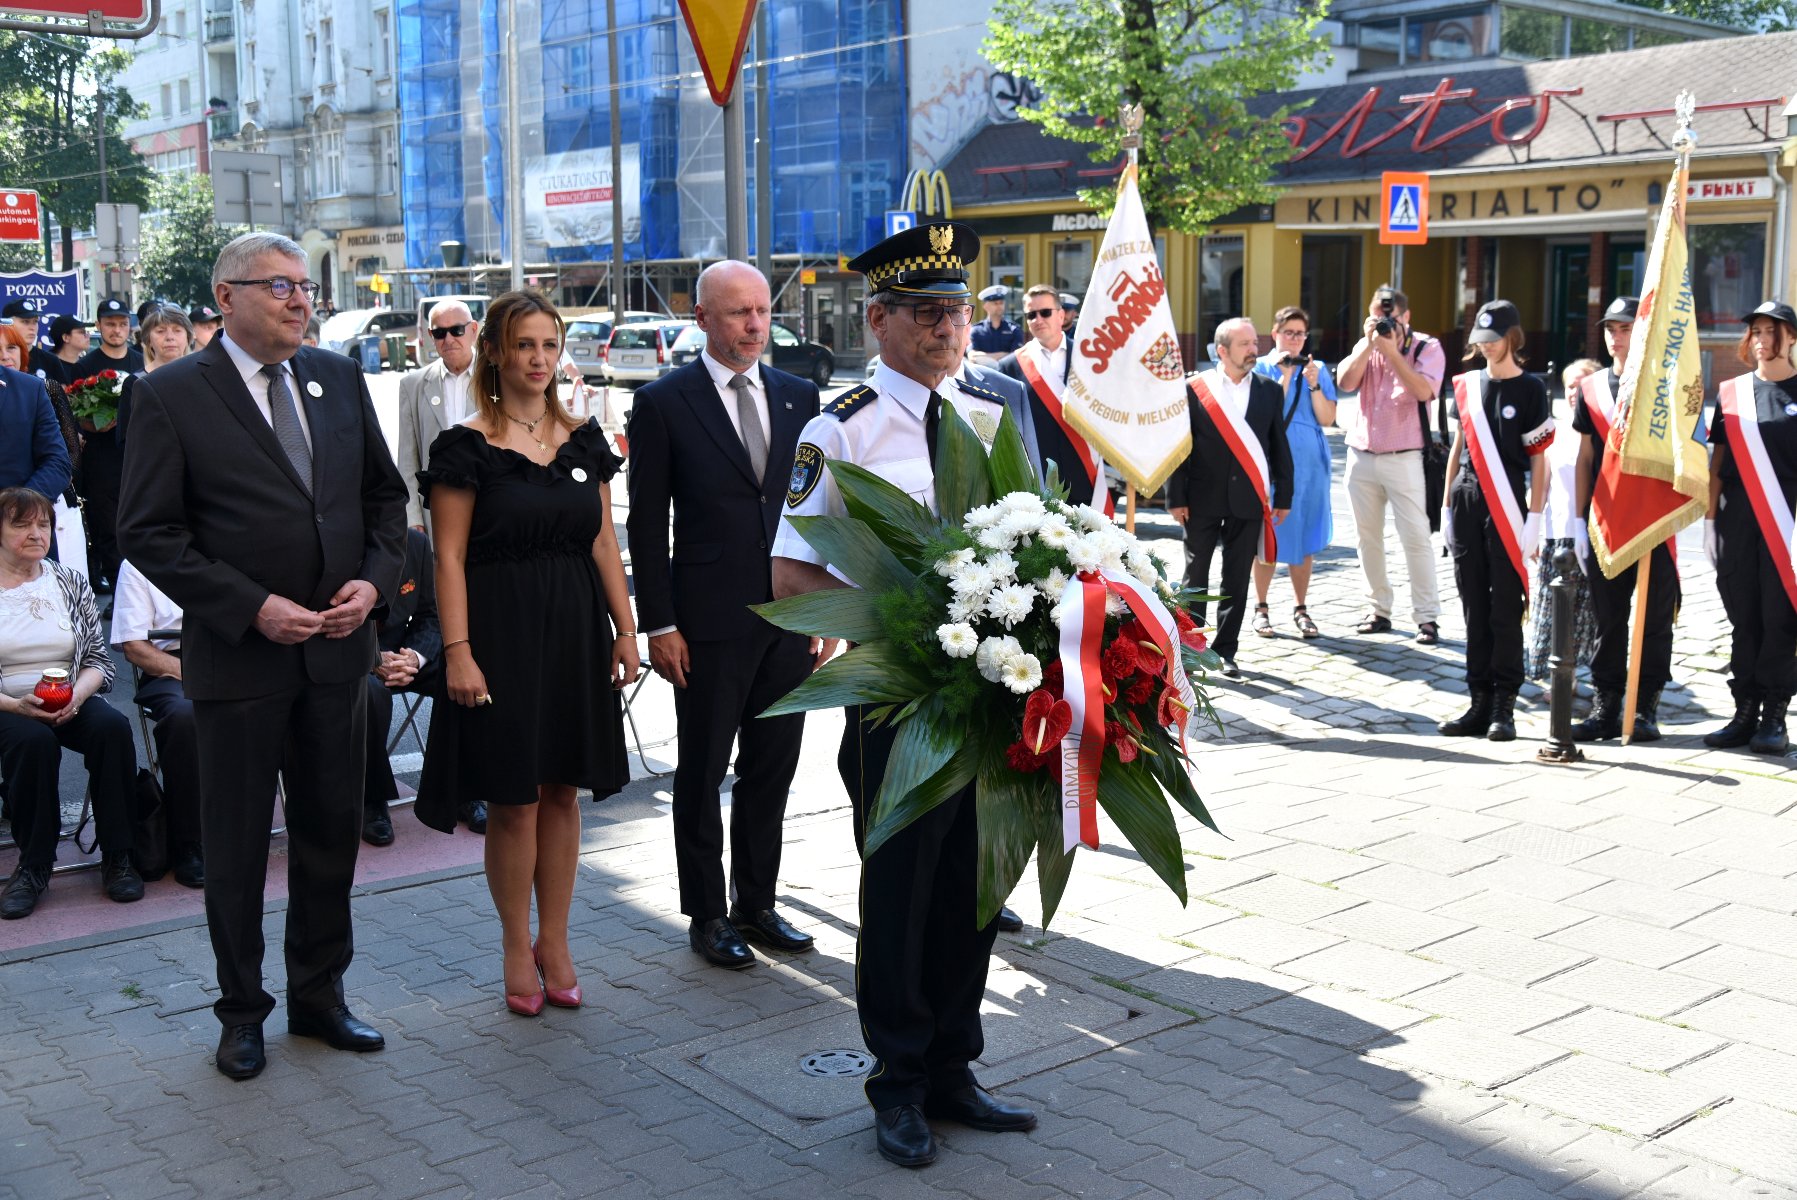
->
[227, 278, 321, 302]
[1025, 308, 1059, 322]
[897, 303, 973, 328]
[430, 323, 470, 339]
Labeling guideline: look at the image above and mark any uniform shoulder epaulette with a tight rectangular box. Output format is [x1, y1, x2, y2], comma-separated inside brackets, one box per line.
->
[825, 383, 878, 420]
[957, 379, 1004, 405]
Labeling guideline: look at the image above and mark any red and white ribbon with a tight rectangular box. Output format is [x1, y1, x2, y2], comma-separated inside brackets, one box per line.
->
[1718, 375, 1797, 614]
[1453, 370, 1530, 592]
[1019, 349, 1113, 517]
[1190, 372, 1276, 561]
[1057, 567, 1199, 853]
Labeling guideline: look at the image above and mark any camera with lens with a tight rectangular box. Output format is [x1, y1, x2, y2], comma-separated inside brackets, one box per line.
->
[1373, 317, 1396, 337]
[1373, 291, 1397, 338]
[1279, 353, 1310, 367]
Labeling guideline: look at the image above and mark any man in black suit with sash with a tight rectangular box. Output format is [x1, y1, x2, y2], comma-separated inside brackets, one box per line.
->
[1168, 317, 1293, 678]
[995, 282, 1111, 512]
[117, 233, 408, 1081]
[627, 260, 827, 969]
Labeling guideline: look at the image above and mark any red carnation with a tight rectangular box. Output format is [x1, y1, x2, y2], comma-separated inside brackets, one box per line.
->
[1102, 636, 1139, 681]
[1021, 689, 1072, 756]
[1124, 674, 1156, 707]
[1006, 740, 1052, 773]
[1041, 659, 1064, 697]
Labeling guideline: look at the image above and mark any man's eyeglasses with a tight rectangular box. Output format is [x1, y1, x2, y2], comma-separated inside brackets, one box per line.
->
[430, 323, 470, 339]
[1275, 327, 1309, 338]
[895, 303, 973, 328]
[226, 278, 321, 302]
[1025, 308, 1059, 321]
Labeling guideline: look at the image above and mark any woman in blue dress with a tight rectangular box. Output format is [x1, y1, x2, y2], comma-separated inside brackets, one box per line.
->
[1251, 305, 1336, 638]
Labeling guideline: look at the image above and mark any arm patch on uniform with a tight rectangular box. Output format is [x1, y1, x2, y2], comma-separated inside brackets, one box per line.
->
[787, 442, 825, 508]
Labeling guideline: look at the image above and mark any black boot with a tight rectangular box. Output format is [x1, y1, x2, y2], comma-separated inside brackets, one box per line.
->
[1631, 689, 1663, 743]
[1571, 690, 1622, 743]
[1487, 690, 1518, 742]
[1704, 697, 1760, 748]
[1749, 697, 1790, 756]
[1439, 689, 1494, 737]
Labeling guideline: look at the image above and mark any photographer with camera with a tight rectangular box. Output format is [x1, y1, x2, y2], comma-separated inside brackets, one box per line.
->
[1249, 306, 1336, 639]
[1335, 285, 1445, 645]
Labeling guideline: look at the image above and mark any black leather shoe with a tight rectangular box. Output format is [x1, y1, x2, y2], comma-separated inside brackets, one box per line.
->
[287, 1005, 385, 1052]
[874, 1104, 937, 1168]
[688, 917, 755, 969]
[216, 1024, 265, 1080]
[924, 1084, 1038, 1132]
[171, 844, 205, 889]
[0, 865, 49, 920]
[995, 906, 1024, 933]
[101, 853, 144, 903]
[459, 801, 488, 834]
[1220, 658, 1242, 679]
[729, 907, 814, 952]
[361, 807, 394, 847]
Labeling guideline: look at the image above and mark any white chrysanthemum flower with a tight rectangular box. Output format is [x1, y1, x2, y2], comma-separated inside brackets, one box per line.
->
[983, 550, 1017, 583]
[1001, 653, 1043, 694]
[964, 503, 1003, 530]
[998, 511, 1043, 544]
[976, 524, 1019, 551]
[1036, 566, 1072, 606]
[1072, 504, 1112, 532]
[975, 634, 1023, 682]
[1066, 538, 1102, 572]
[948, 562, 994, 596]
[936, 622, 979, 658]
[1125, 547, 1156, 582]
[999, 492, 1046, 517]
[985, 583, 1037, 628]
[934, 547, 976, 578]
[947, 593, 983, 622]
[1035, 516, 1075, 549]
[1105, 590, 1127, 617]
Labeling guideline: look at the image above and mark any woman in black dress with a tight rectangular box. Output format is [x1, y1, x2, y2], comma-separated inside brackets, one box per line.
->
[1437, 300, 1554, 742]
[417, 291, 640, 1015]
[1703, 301, 1797, 754]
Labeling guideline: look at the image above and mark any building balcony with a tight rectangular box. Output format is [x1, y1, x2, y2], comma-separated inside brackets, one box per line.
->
[208, 109, 236, 139]
[205, 12, 233, 42]
[307, 192, 385, 230]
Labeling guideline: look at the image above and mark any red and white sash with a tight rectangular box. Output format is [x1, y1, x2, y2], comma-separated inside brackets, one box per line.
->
[1717, 375, 1797, 614]
[1018, 344, 1113, 516]
[1190, 371, 1276, 561]
[1453, 371, 1530, 591]
[1581, 371, 1679, 572]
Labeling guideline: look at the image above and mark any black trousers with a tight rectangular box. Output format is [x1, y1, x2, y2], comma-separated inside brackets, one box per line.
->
[671, 626, 812, 918]
[1717, 505, 1797, 702]
[1450, 481, 1527, 692]
[1580, 540, 1678, 695]
[0, 698, 135, 869]
[194, 678, 366, 1027]
[840, 705, 997, 1112]
[134, 676, 203, 848]
[362, 669, 437, 809]
[76, 429, 122, 586]
[1182, 512, 1262, 662]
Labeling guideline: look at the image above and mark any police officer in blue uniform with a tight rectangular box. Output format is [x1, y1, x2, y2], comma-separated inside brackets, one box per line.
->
[772, 222, 1038, 1169]
[968, 283, 1026, 358]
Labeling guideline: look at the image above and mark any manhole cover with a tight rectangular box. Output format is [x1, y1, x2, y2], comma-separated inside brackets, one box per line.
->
[800, 1049, 871, 1078]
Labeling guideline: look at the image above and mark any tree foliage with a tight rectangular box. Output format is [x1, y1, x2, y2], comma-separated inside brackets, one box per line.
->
[0, 32, 152, 268]
[1631, 0, 1796, 29]
[136, 174, 244, 307]
[984, 0, 1332, 235]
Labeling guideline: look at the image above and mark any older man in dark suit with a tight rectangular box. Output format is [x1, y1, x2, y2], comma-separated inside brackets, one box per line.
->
[626, 260, 827, 969]
[117, 232, 408, 1081]
[1168, 317, 1293, 679]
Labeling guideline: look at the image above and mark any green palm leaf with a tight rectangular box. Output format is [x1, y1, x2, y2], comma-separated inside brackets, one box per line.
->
[782, 514, 916, 594]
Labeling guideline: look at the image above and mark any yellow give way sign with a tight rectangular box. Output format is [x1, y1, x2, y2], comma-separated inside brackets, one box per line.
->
[677, 0, 760, 107]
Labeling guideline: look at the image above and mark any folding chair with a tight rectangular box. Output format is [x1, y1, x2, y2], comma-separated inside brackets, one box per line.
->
[386, 690, 427, 756]
[621, 674, 673, 778]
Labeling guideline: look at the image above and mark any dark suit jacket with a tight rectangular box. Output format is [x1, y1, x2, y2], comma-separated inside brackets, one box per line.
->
[994, 345, 1096, 505]
[380, 527, 443, 692]
[966, 362, 1044, 480]
[0, 364, 72, 499]
[116, 337, 408, 702]
[1168, 372, 1294, 520]
[626, 357, 820, 641]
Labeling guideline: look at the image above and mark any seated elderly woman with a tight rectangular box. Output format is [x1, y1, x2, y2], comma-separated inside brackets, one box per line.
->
[0, 487, 141, 918]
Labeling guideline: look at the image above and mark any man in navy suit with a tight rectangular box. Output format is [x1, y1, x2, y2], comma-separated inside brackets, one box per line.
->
[627, 260, 828, 969]
[0, 353, 71, 502]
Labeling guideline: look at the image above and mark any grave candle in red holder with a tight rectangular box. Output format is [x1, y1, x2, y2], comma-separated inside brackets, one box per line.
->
[34, 668, 72, 713]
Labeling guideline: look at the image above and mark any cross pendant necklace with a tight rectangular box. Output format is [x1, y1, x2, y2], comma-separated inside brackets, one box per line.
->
[506, 409, 548, 451]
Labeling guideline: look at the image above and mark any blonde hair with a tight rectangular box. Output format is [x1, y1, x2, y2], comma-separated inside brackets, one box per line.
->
[471, 290, 579, 434]
[1562, 358, 1602, 391]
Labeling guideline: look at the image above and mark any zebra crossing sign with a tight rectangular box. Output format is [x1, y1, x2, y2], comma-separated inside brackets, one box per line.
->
[1380, 172, 1429, 246]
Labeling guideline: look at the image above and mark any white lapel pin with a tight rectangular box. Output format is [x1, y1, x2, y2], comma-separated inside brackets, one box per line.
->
[784, 401, 792, 410]
[430, 395, 441, 406]
[305, 380, 323, 398]
[572, 467, 589, 483]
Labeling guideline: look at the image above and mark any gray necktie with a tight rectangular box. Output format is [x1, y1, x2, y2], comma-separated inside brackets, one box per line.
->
[730, 373, 767, 484]
[263, 362, 313, 495]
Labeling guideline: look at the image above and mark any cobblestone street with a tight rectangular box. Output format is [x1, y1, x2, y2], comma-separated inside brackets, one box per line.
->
[3, 420, 1795, 1199]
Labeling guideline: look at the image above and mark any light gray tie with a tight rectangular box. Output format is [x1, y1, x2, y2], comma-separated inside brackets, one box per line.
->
[263, 362, 313, 495]
[730, 373, 767, 484]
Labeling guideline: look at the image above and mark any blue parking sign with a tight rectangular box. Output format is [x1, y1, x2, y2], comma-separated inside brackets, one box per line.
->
[885, 210, 917, 237]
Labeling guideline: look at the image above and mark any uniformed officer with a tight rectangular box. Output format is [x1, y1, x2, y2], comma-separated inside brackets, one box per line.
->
[771, 221, 1038, 1169]
[1438, 300, 1554, 742]
[968, 283, 1026, 360]
[1571, 296, 1677, 742]
[1704, 300, 1797, 754]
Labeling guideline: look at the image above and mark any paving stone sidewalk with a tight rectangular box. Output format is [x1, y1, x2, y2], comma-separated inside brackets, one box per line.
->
[5, 427, 1795, 1199]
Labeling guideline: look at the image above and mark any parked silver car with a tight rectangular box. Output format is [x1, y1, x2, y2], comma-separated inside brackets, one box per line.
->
[602, 320, 694, 385]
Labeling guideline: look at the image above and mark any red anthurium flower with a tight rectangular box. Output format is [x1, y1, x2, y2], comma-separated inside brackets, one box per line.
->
[1103, 719, 1140, 763]
[1022, 689, 1072, 756]
[1173, 608, 1208, 652]
[1157, 686, 1191, 728]
[1121, 618, 1166, 667]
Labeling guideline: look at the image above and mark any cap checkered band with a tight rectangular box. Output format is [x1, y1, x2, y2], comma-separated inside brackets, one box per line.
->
[864, 253, 966, 291]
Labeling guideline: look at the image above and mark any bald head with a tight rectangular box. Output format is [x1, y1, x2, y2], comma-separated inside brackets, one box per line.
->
[694, 260, 771, 373]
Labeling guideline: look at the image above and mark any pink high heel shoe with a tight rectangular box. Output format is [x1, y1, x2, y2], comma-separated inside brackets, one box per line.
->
[506, 987, 545, 1016]
[533, 942, 582, 1009]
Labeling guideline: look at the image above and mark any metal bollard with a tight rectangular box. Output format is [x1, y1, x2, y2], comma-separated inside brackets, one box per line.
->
[1537, 546, 1585, 764]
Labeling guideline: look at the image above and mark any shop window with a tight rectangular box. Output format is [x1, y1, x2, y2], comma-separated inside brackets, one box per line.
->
[1408, 9, 1491, 61]
[1688, 222, 1766, 337]
[1198, 235, 1244, 356]
[986, 242, 1023, 296]
[1052, 240, 1093, 299]
[1357, 19, 1402, 69]
[1500, 8, 1561, 60]
[1300, 236, 1361, 364]
[1570, 18, 1626, 55]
